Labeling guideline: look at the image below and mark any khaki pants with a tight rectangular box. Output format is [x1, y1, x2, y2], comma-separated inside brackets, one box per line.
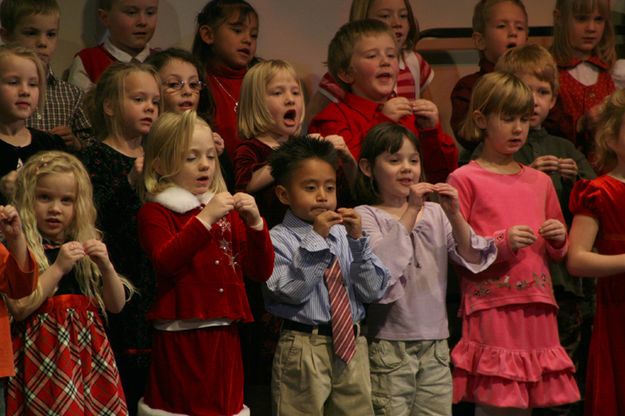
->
[369, 339, 452, 416]
[271, 329, 374, 416]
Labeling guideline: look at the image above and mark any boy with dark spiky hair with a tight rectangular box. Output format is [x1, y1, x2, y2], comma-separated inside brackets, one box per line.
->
[265, 135, 389, 415]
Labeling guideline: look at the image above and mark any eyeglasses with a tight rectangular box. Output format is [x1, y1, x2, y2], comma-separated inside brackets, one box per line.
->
[163, 80, 204, 93]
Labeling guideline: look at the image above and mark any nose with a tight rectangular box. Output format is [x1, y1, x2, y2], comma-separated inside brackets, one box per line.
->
[316, 188, 328, 202]
[137, 11, 148, 26]
[36, 34, 47, 48]
[390, 14, 401, 28]
[18, 81, 31, 96]
[48, 200, 62, 213]
[181, 82, 193, 96]
[198, 155, 210, 170]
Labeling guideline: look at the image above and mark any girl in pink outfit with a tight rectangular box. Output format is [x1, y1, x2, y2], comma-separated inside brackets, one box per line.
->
[447, 72, 580, 415]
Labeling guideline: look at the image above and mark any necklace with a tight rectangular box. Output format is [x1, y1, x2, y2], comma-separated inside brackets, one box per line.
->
[210, 75, 238, 113]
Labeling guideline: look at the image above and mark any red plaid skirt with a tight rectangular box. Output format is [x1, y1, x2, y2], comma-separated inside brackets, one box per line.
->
[7, 294, 128, 415]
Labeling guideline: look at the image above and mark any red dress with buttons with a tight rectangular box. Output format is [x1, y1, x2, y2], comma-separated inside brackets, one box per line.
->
[545, 57, 615, 162]
[137, 196, 274, 416]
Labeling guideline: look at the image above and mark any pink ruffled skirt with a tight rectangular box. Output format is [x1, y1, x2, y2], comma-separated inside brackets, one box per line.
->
[452, 303, 580, 408]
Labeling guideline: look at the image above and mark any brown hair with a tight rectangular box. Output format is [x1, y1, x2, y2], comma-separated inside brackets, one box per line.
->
[593, 90, 625, 172]
[495, 44, 560, 94]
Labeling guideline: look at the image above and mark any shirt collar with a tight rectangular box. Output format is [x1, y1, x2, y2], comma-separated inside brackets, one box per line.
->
[103, 36, 151, 63]
[46, 67, 59, 86]
[560, 55, 610, 70]
[343, 91, 384, 118]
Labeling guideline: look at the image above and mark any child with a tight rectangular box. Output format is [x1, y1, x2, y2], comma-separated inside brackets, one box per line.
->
[0, 45, 65, 204]
[68, 0, 159, 92]
[567, 89, 625, 416]
[547, 0, 616, 161]
[448, 72, 580, 415]
[80, 61, 160, 415]
[450, 0, 528, 153]
[0, 204, 38, 416]
[354, 122, 496, 416]
[6, 151, 131, 415]
[265, 135, 390, 416]
[192, 0, 259, 165]
[309, 19, 457, 184]
[307, 0, 434, 122]
[491, 44, 596, 415]
[136, 110, 274, 416]
[146, 47, 233, 189]
[0, 0, 93, 152]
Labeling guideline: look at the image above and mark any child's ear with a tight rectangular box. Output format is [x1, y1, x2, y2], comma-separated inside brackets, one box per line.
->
[198, 25, 214, 45]
[337, 68, 354, 86]
[275, 185, 290, 205]
[97, 9, 110, 27]
[358, 158, 373, 178]
[103, 99, 115, 117]
[0, 27, 11, 43]
[472, 31, 486, 52]
[473, 110, 487, 129]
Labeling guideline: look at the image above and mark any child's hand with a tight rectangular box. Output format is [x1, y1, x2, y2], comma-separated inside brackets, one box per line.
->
[55, 241, 86, 275]
[0, 205, 23, 240]
[322, 134, 353, 159]
[412, 99, 439, 129]
[0, 170, 17, 200]
[338, 208, 362, 239]
[50, 125, 82, 151]
[530, 155, 559, 174]
[233, 192, 263, 229]
[83, 239, 114, 272]
[557, 158, 578, 181]
[539, 219, 566, 246]
[407, 182, 434, 210]
[199, 192, 234, 225]
[382, 97, 413, 122]
[213, 132, 225, 156]
[507, 225, 537, 252]
[127, 155, 144, 187]
[433, 183, 460, 216]
[313, 210, 343, 238]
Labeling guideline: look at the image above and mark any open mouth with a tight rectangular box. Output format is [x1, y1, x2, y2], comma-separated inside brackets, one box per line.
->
[46, 218, 61, 225]
[376, 72, 393, 81]
[506, 42, 517, 49]
[283, 109, 297, 126]
[398, 178, 413, 186]
[238, 48, 251, 56]
[178, 101, 194, 109]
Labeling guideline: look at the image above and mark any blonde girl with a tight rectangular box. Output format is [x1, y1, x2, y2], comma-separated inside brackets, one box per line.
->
[0, 44, 65, 203]
[307, 0, 433, 122]
[448, 72, 580, 415]
[567, 90, 625, 416]
[353, 122, 496, 415]
[548, 0, 616, 159]
[137, 111, 273, 416]
[6, 151, 132, 415]
[80, 61, 161, 414]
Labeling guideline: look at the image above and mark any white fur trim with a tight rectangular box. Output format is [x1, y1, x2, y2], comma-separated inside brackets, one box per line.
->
[137, 398, 250, 416]
[148, 186, 214, 213]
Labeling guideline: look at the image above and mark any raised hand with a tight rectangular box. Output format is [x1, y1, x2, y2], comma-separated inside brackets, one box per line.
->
[412, 99, 439, 129]
[313, 210, 343, 238]
[127, 155, 144, 187]
[381, 97, 413, 122]
[507, 225, 537, 252]
[539, 219, 566, 246]
[337, 208, 362, 239]
[198, 192, 235, 225]
[0, 205, 23, 241]
[213, 132, 225, 156]
[55, 241, 86, 275]
[433, 183, 460, 216]
[233, 192, 262, 228]
[407, 182, 435, 210]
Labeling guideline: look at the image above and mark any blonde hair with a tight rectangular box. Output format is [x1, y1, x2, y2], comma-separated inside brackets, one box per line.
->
[496, 44, 560, 94]
[13, 151, 134, 314]
[552, 0, 615, 66]
[594, 90, 625, 172]
[0, 44, 46, 109]
[349, 0, 420, 50]
[87, 62, 162, 141]
[461, 71, 534, 142]
[140, 110, 227, 200]
[238, 59, 304, 140]
[327, 19, 396, 92]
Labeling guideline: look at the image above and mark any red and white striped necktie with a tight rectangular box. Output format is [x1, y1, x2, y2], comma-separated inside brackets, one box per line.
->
[324, 257, 356, 363]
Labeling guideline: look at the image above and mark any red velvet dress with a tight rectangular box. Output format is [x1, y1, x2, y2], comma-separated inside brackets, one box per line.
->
[570, 175, 625, 416]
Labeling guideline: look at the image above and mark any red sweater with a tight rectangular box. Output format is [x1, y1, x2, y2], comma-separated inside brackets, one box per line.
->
[308, 91, 458, 184]
[137, 187, 274, 322]
[0, 248, 37, 377]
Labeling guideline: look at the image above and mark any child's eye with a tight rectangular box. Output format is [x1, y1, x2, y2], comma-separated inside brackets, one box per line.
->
[516, 25, 527, 32]
[146, 8, 158, 16]
[326, 184, 336, 192]
[47, 31, 58, 39]
[36, 193, 50, 201]
[133, 96, 145, 103]
[61, 197, 74, 205]
[538, 88, 551, 96]
[304, 185, 317, 191]
[250, 31, 259, 39]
